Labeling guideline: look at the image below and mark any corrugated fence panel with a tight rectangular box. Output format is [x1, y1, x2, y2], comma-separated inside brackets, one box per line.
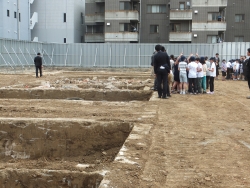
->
[1, 38, 250, 69]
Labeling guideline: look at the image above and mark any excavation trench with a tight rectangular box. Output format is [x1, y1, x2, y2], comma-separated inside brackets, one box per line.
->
[0, 89, 152, 101]
[0, 118, 133, 187]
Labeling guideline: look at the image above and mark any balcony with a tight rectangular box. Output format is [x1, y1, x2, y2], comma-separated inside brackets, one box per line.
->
[105, 11, 139, 21]
[192, 0, 227, 7]
[85, 13, 105, 23]
[85, 33, 105, 43]
[170, 10, 192, 20]
[169, 32, 192, 42]
[192, 22, 226, 31]
[105, 32, 139, 42]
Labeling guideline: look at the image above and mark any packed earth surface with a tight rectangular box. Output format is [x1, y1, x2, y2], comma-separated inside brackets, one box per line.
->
[0, 67, 250, 188]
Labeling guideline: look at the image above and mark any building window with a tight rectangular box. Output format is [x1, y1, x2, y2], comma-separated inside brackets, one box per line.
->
[64, 38, 66, 43]
[120, 2, 131, 10]
[14, 11, 17, 18]
[81, 36, 84, 43]
[147, 5, 166, 13]
[19, 13, 21, 22]
[64, 13, 66, 22]
[235, 36, 244, 42]
[150, 25, 159, 33]
[179, 2, 185, 10]
[207, 35, 217, 43]
[235, 14, 244, 22]
[208, 13, 220, 21]
[7, 10, 10, 17]
[119, 23, 130, 32]
[171, 23, 181, 32]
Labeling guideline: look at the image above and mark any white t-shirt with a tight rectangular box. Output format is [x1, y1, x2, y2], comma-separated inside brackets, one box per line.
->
[226, 62, 231, 68]
[188, 62, 198, 78]
[206, 61, 211, 76]
[197, 62, 203, 78]
[210, 62, 216, 77]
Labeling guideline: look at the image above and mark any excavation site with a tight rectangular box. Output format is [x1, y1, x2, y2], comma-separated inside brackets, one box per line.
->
[0, 68, 250, 188]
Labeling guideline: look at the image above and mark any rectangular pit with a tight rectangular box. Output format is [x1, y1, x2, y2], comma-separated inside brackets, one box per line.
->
[0, 89, 152, 101]
[0, 118, 133, 187]
[0, 118, 133, 162]
[0, 169, 103, 188]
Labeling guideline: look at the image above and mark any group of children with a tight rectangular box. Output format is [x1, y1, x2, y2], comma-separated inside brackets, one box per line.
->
[169, 53, 217, 95]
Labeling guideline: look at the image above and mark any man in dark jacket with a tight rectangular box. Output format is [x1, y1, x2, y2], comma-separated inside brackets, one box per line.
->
[34, 53, 43, 78]
[154, 44, 171, 99]
[246, 48, 250, 99]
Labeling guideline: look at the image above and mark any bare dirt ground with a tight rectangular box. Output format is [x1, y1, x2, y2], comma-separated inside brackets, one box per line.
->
[0, 68, 250, 188]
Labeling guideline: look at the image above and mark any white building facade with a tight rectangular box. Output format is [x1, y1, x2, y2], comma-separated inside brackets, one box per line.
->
[30, 0, 85, 43]
[0, 0, 31, 41]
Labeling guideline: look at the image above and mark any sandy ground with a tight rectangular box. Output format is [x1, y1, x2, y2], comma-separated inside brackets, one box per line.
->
[0, 68, 250, 188]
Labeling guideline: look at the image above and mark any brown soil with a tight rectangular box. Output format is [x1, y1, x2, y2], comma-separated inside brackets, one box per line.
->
[0, 68, 250, 188]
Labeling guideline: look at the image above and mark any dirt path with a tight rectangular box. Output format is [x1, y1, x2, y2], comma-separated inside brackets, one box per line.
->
[138, 80, 250, 187]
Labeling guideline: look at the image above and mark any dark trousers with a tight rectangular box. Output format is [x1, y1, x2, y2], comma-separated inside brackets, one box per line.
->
[226, 68, 231, 79]
[154, 78, 158, 90]
[210, 77, 215, 92]
[157, 70, 168, 97]
[188, 78, 197, 93]
[35, 66, 42, 77]
[247, 75, 250, 89]
[206, 76, 210, 89]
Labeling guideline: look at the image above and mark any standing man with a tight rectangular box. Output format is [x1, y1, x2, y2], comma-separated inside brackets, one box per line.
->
[215, 53, 220, 80]
[34, 53, 43, 78]
[245, 48, 250, 99]
[154, 44, 171, 99]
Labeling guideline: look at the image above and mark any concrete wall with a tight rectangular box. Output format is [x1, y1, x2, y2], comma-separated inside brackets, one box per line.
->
[0, 0, 30, 41]
[31, 0, 84, 43]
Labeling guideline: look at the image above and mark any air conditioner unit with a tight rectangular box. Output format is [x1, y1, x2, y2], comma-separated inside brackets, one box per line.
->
[194, 34, 198, 38]
[194, 10, 198, 14]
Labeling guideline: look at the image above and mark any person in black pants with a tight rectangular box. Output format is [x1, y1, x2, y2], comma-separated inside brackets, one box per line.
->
[154, 44, 171, 99]
[246, 48, 250, 99]
[34, 53, 43, 78]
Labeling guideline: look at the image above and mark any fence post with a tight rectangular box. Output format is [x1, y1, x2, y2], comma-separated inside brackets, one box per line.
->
[108, 46, 111, 67]
[65, 46, 68, 67]
[123, 48, 126, 67]
[138, 47, 141, 67]
[79, 47, 82, 67]
[93, 47, 97, 67]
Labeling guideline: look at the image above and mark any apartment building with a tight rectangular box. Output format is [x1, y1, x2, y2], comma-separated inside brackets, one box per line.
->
[0, 0, 30, 41]
[85, 0, 250, 43]
[85, 0, 140, 43]
[30, 0, 85, 43]
[225, 0, 250, 42]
